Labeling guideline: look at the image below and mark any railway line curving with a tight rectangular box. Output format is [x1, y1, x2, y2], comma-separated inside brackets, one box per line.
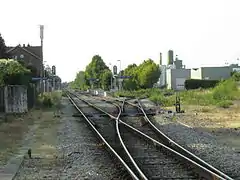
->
[66, 90, 234, 180]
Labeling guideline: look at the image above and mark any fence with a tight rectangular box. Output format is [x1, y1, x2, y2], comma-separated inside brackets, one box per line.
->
[4, 85, 28, 113]
[0, 83, 62, 113]
[0, 87, 4, 112]
[0, 85, 37, 113]
[27, 83, 37, 109]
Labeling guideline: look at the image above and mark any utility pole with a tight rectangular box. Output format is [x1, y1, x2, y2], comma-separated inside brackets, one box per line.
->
[117, 60, 122, 91]
[40, 25, 44, 96]
[109, 63, 113, 90]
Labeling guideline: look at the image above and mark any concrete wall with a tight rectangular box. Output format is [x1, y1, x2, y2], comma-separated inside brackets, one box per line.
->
[201, 67, 231, 80]
[191, 66, 233, 80]
[159, 65, 167, 87]
[166, 69, 172, 89]
[191, 68, 202, 79]
[166, 69, 191, 90]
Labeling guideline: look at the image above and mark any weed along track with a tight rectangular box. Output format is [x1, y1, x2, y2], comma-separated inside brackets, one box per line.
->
[67, 90, 233, 180]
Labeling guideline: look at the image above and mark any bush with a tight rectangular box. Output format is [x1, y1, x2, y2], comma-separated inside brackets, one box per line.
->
[62, 91, 68, 97]
[217, 100, 233, 108]
[231, 72, 240, 81]
[149, 93, 175, 106]
[185, 79, 219, 90]
[38, 91, 62, 108]
[212, 79, 239, 101]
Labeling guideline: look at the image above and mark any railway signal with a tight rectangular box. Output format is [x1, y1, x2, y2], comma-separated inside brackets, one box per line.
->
[113, 65, 117, 75]
[52, 65, 56, 75]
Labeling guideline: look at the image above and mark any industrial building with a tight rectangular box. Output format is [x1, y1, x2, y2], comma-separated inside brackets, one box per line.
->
[166, 68, 190, 90]
[158, 50, 190, 90]
[158, 50, 240, 90]
[191, 64, 240, 80]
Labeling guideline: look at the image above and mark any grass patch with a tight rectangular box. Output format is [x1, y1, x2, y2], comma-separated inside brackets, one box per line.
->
[114, 78, 240, 107]
[0, 108, 61, 166]
[216, 100, 233, 108]
[0, 110, 40, 165]
[30, 111, 59, 159]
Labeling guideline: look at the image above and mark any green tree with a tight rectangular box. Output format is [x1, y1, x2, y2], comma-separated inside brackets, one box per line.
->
[123, 64, 139, 90]
[100, 69, 112, 90]
[0, 59, 31, 85]
[84, 55, 110, 88]
[0, 34, 10, 59]
[122, 59, 160, 90]
[72, 71, 87, 89]
[137, 59, 160, 89]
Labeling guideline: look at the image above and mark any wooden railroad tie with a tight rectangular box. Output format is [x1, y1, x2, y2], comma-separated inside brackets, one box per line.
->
[72, 111, 157, 118]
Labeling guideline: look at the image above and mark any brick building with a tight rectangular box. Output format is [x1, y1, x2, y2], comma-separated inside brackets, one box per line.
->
[6, 44, 42, 77]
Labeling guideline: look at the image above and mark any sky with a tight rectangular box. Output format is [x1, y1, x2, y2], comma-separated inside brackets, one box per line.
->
[1, 0, 240, 82]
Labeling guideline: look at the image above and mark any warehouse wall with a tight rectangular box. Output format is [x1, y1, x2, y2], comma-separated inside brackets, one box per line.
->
[166, 69, 191, 90]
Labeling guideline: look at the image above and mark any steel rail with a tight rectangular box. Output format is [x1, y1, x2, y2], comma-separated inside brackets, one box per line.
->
[70, 92, 149, 179]
[128, 99, 233, 180]
[74, 93, 227, 180]
[66, 93, 139, 180]
[108, 97, 234, 180]
[114, 98, 148, 180]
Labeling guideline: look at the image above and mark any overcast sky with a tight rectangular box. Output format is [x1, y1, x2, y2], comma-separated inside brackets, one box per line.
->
[1, 0, 240, 82]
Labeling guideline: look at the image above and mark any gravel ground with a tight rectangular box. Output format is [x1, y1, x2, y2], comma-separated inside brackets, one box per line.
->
[82, 96, 199, 178]
[119, 104, 199, 179]
[15, 98, 127, 179]
[140, 98, 240, 179]
[55, 98, 123, 179]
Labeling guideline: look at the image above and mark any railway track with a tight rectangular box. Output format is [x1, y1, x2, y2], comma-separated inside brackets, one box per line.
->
[66, 90, 233, 180]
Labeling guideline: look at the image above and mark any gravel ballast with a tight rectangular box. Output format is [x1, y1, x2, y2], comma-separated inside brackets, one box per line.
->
[140, 99, 240, 179]
[56, 98, 126, 179]
[15, 98, 125, 179]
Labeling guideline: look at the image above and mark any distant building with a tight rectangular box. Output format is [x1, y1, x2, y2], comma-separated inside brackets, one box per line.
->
[158, 50, 190, 90]
[6, 44, 42, 76]
[166, 68, 191, 90]
[191, 64, 240, 80]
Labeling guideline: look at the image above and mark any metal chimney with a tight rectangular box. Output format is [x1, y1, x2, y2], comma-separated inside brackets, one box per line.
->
[160, 52, 162, 65]
[168, 50, 174, 65]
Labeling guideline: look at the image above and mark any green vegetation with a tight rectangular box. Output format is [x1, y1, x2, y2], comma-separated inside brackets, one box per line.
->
[71, 56, 160, 91]
[0, 59, 31, 86]
[123, 59, 160, 90]
[185, 79, 219, 90]
[37, 91, 62, 108]
[114, 76, 240, 108]
[0, 33, 40, 86]
[71, 55, 111, 90]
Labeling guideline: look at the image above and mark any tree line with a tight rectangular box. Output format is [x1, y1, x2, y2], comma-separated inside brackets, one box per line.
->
[71, 55, 161, 90]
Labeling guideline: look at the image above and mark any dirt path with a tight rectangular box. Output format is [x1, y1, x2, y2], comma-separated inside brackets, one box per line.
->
[0, 108, 62, 180]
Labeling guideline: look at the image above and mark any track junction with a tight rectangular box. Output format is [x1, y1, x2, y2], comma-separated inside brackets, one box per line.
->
[66, 90, 234, 180]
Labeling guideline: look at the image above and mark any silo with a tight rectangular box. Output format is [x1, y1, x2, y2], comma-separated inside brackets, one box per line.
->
[168, 50, 174, 65]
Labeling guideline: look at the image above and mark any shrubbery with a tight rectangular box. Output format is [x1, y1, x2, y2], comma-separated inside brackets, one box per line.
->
[0, 59, 31, 86]
[185, 79, 219, 90]
[114, 76, 240, 108]
[37, 91, 62, 108]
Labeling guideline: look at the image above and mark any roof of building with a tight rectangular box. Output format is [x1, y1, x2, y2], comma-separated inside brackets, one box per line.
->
[6, 44, 41, 60]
